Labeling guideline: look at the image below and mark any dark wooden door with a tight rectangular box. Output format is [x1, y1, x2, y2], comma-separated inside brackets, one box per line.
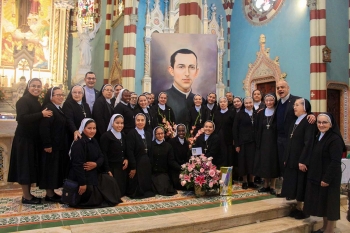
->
[256, 81, 276, 95]
[327, 89, 340, 125]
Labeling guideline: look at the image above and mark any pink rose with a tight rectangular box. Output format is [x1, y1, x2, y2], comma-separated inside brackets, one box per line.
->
[181, 180, 187, 186]
[209, 181, 213, 188]
[200, 168, 204, 173]
[209, 169, 216, 177]
[179, 174, 184, 179]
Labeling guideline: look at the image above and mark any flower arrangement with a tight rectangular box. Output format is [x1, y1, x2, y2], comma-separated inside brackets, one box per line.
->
[187, 127, 204, 149]
[179, 154, 222, 191]
[38, 83, 50, 105]
[158, 107, 176, 138]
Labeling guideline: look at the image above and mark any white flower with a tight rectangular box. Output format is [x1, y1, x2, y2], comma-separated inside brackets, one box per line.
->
[181, 180, 187, 186]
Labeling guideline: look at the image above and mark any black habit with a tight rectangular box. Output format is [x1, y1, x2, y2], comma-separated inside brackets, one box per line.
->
[151, 141, 180, 196]
[8, 93, 43, 184]
[92, 96, 114, 141]
[39, 102, 69, 189]
[68, 134, 122, 208]
[193, 134, 220, 167]
[254, 109, 280, 178]
[281, 117, 316, 201]
[126, 129, 155, 199]
[186, 106, 209, 136]
[133, 107, 157, 134]
[114, 102, 135, 134]
[213, 109, 236, 167]
[168, 137, 190, 190]
[155, 104, 176, 125]
[100, 130, 128, 196]
[303, 131, 343, 220]
[233, 110, 256, 176]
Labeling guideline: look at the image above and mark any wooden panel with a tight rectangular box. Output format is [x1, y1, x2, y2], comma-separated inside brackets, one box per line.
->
[327, 89, 340, 125]
[256, 81, 276, 95]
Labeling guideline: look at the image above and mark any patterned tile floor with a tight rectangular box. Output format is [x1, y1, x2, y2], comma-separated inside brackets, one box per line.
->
[0, 184, 273, 232]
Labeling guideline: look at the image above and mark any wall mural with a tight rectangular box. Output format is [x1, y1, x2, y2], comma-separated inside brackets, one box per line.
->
[1, 0, 53, 69]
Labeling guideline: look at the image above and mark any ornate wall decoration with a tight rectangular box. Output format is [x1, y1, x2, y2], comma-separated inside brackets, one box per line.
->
[243, 34, 285, 96]
[327, 82, 349, 141]
[109, 41, 123, 86]
[243, 0, 285, 26]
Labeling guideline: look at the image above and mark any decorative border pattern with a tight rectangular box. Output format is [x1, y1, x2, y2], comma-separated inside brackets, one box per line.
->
[243, 0, 285, 26]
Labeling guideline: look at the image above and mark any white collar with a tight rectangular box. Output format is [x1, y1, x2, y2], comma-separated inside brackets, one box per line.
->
[281, 93, 291, 104]
[195, 106, 201, 112]
[111, 128, 122, 139]
[245, 108, 253, 116]
[254, 101, 261, 110]
[207, 103, 214, 110]
[295, 113, 307, 124]
[142, 107, 148, 113]
[53, 103, 61, 109]
[77, 100, 82, 105]
[220, 108, 228, 113]
[106, 98, 111, 104]
[178, 137, 184, 145]
[121, 100, 127, 105]
[265, 107, 275, 116]
[135, 127, 145, 139]
[158, 103, 165, 110]
[319, 132, 325, 141]
[173, 85, 191, 98]
[204, 134, 210, 141]
[155, 139, 163, 144]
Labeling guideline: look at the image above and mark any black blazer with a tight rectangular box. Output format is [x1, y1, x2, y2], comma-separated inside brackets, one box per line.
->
[126, 129, 152, 170]
[62, 99, 92, 135]
[39, 102, 68, 151]
[213, 108, 236, 145]
[168, 137, 190, 166]
[133, 107, 157, 134]
[194, 134, 220, 165]
[68, 135, 104, 186]
[155, 104, 176, 125]
[233, 110, 256, 146]
[276, 94, 300, 136]
[151, 141, 181, 173]
[114, 102, 135, 134]
[92, 96, 114, 140]
[100, 130, 127, 171]
[186, 106, 209, 136]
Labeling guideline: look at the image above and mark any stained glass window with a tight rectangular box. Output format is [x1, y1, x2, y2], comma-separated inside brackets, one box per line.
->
[78, 0, 95, 29]
[252, 0, 277, 13]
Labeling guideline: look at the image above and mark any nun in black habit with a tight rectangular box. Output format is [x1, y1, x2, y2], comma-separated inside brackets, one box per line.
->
[213, 97, 236, 168]
[155, 92, 176, 129]
[8, 78, 52, 204]
[303, 113, 346, 233]
[204, 92, 217, 121]
[92, 84, 114, 141]
[151, 126, 180, 196]
[133, 94, 157, 134]
[100, 114, 128, 196]
[39, 87, 69, 202]
[281, 98, 316, 219]
[232, 96, 258, 189]
[113, 89, 135, 134]
[193, 120, 220, 167]
[62, 85, 91, 143]
[68, 118, 122, 208]
[168, 124, 190, 190]
[186, 94, 209, 137]
[126, 113, 155, 199]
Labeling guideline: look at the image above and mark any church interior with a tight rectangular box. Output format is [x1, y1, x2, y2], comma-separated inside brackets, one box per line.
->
[0, 0, 350, 232]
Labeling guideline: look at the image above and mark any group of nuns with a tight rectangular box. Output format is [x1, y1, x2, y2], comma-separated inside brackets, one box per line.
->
[8, 78, 346, 230]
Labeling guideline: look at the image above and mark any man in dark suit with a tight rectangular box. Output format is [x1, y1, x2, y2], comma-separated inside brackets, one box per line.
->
[83, 71, 99, 112]
[165, 49, 199, 125]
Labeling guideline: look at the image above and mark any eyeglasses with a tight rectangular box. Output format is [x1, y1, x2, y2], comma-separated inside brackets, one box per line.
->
[30, 85, 42, 89]
[86, 78, 96, 81]
[72, 91, 83, 95]
[155, 132, 164, 135]
[317, 121, 330, 125]
[53, 94, 66, 97]
[104, 89, 113, 92]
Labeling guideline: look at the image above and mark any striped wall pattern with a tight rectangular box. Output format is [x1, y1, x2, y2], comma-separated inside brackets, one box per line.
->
[179, 0, 202, 33]
[103, 0, 113, 84]
[122, 0, 139, 91]
[349, 0, 350, 80]
[222, 0, 234, 88]
[309, 0, 327, 114]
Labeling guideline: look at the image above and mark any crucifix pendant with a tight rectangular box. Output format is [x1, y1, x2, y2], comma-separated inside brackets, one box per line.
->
[148, 119, 151, 125]
[200, 119, 202, 123]
[290, 133, 293, 139]
[251, 120, 254, 125]
[204, 148, 207, 153]
[145, 148, 148, 153]
[266, 124, 270, 129]
[83, 112, 86, 117]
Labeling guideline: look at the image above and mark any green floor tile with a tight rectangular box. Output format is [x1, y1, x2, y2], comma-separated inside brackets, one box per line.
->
[62, 219, 84, 226]
[17, 223, 41, 231]
[185, 205, 205, 210]
[120, 213, 141, 219]
[82, 216, 104, 224]
[0, 226, 18, 233]
[41, 221, 63, 229]
[171, 207, 190, 213]
[199, 203, 218, 209]
[138, 211, 158, 217]
[154, 209, 175, 215]
[102, 215, 124, 222]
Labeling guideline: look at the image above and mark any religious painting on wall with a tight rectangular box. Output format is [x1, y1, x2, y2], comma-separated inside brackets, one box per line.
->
[151, 33, 217, 124]
[1, 0, 53, 69]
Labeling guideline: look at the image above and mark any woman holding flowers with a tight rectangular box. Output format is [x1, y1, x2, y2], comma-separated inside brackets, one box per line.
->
[186, 94, 209, 136]
[233, 97, 258, 189]
[213, 97, 236, 168]
[155, 92, 176, 139]
[169, 124, 190, 189]
[151, 126, 180, 196]
[193, 121, 220, 167]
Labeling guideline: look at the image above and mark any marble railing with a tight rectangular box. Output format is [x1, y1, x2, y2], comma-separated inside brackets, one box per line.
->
[0, 120, 17, 186]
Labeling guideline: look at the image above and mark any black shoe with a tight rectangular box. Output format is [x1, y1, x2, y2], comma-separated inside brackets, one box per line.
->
[22, 196, 42, 204]
[286, 197, 293, 200]
[248, 182, 259, 189]
[258, 187, 271, 193]
[242, 182, 248, 189]
[311, 229, 324, 233]
[289, 209, 300, 218]
[45, 193, 62, 203]
[294, 211, 310, 219]
[276, 193, 285, 198]
[254, 176, 262, 184]
[269, 188, 276, 195]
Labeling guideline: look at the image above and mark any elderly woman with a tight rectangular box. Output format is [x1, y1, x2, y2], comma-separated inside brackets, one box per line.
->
[62, 85, 92, 142]
[281, 98, 316, 219]
[68, 118, 122, 207]
[126, 113, 155, 198]
[39, 87, 69, 202]
[151, 126, 180, 196]
[8, 78, 52, 204]
[303, 113, 346, 233]
[92, 84, 114, 141]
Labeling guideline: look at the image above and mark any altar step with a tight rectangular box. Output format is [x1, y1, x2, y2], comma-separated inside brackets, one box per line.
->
[21, 195, 348, 233]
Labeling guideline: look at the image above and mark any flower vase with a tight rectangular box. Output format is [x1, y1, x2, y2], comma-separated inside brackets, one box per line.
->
[194, 185, 206, 197]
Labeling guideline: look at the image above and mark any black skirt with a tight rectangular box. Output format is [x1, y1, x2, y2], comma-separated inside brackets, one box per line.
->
[76, 173, 122, 208]
[109, 161, 128, 197]
[237, 141, 255, 176]
[152, 173, 177, 196]
[281, 167, 307, 201]
[8, 135, 40, 184]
